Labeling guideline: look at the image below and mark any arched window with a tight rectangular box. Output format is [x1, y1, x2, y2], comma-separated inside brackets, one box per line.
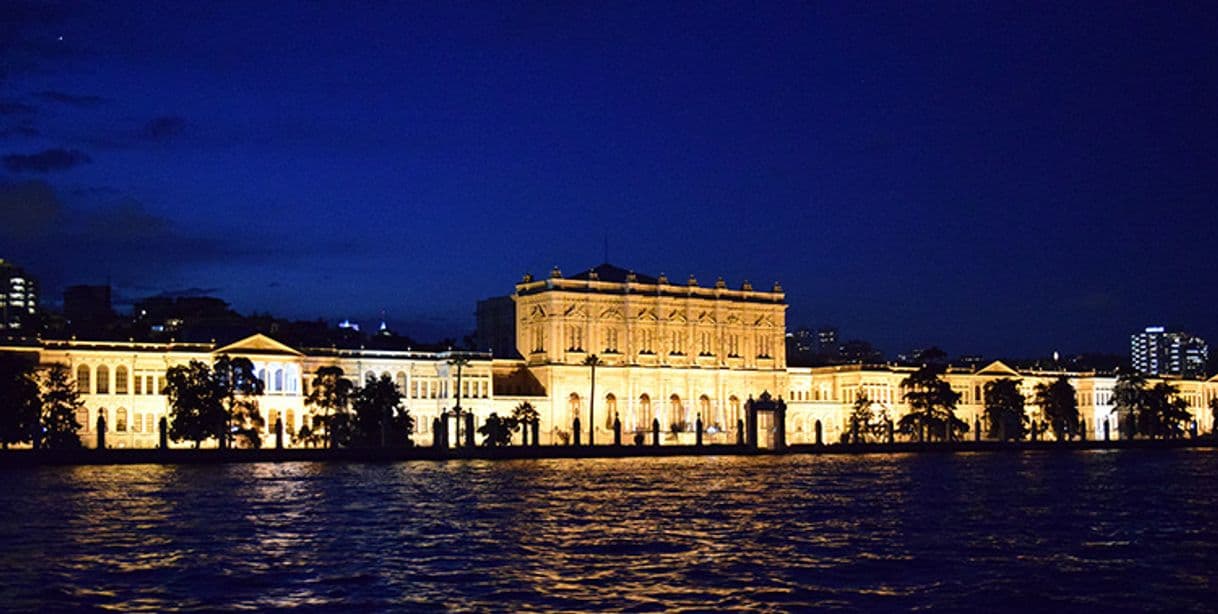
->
[670, 394, 685, 429]
[699, 394, 713, 426]
[95, 365, 110, 394]
[729, 396, 741, 427]
[286, 409, 296, 435]
[605, 393, 617, 428]
[115, 407, 127, 432]
[568, 393, 582, 426]
[273, 368, 284, 392]
[257, 368, 267, 387]
[77, 407, 90, 432]
[77, 365, 91, 394]
[115, 366, 129, 394]
[286, 365, 299, 393]
[638, 392, 657, 426]
[269, 409, 281, 432]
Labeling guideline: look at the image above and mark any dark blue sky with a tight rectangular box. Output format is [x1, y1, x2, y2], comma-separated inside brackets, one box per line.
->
[2, 2, 1215, 357]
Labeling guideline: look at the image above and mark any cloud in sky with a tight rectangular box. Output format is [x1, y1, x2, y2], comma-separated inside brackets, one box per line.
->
[2, 147, 91, 172]
[34, 90, 107, 106]
[142, 116, 186, 141]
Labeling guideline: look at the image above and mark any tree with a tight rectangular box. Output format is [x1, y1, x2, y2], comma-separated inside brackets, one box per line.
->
[848, 394, 888, 443]
[512, 401, 539, 444]
[39, 364, 83, 449]
[1143, 382, 1191, 439]
[983, 378, 1027, 441]
[1111, 372, 1148, 439]
[164, 360, 224, 448]
[478, 412, 516, 447]
[898, 364, 965, 441]
[213, 355, 265, 449]
[303, 366, 354, 448]
[0, 353, 40, 449]
[1033, 376, 1080, 441]
[352, 373, 413, 447]
[1210, 397, 1218, 437]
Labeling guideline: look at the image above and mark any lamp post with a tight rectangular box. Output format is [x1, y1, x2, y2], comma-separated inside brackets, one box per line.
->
[447, 355, 470, 447]
[584, 354, 602, 446]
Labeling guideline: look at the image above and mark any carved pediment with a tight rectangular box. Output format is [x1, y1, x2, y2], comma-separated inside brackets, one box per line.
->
[213, 334, 303, 357]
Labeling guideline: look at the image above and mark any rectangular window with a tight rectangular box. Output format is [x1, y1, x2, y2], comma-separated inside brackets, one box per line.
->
[135, 376, 143, 395]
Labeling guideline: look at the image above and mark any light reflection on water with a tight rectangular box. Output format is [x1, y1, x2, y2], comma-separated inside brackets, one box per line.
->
[1, 450, 1216, 611]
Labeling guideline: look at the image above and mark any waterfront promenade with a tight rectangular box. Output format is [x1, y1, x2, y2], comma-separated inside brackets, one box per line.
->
[2, 437, 1214, 466]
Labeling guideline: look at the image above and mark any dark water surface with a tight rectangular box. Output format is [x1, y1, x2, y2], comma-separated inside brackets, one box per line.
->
[1, 450, 1216, 612]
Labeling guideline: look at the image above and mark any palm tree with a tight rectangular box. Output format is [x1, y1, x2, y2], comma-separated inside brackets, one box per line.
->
[1033, 376, 1079, 441]
[983, 378, 1027, 441]
[512, 401, 539, 444]
[583, 354, 602, 446]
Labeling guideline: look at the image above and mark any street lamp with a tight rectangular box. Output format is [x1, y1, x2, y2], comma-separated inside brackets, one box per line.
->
[447, 355, 470, 447]
[583, 354, 602, 446]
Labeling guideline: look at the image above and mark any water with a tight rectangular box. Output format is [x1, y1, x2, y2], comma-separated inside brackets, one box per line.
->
[1, 450, 1216, 612]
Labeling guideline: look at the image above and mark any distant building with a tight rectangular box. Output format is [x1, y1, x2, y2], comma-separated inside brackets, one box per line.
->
[475, 295, 518, 358]
[64, 285, 114, 333]
[816, 327, 839, 360]
[1131, 326, 1209, 379]
[0, 259, 38, 333]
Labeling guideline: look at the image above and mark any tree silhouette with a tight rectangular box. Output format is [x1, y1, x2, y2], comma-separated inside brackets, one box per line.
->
[0, 353, 39, 449]
[1111, 372, 1148, 439]
[848, 394, 888, 443]
[303, 366, 354, 448]
[352, 373, 413, 447]
[512, 401, 539, 444]
[213, 355, 265, 449]
[1033, 376, 1080, 441]
[1143, 382, 1191, 439]
[1210, 397, 1218, 437]
[478, 412, 516, 447]
[39, 364, 83, 449]
[164, 360, 224, 448]
[898, 363, 964, 441]
[983, 378, 1027, 441]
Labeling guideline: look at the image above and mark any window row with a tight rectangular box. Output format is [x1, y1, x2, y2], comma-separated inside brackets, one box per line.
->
[75, 365, 162, 396]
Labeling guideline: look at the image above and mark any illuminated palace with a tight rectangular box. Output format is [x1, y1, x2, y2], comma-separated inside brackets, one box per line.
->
[3, 263, 1217, 448]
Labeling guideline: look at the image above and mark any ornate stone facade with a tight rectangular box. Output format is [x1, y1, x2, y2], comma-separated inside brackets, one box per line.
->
[3, 263, 1216, 448]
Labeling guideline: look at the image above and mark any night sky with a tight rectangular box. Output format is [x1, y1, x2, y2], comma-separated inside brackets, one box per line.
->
[2, 2, 1215, 357]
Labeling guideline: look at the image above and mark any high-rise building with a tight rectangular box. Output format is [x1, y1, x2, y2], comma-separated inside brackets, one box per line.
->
[0, 259, 39, 333]
[1131, 326, 1209, 379]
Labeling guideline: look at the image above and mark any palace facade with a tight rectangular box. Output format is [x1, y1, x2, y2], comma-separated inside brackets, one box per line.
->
[3, 263, 1216, 448]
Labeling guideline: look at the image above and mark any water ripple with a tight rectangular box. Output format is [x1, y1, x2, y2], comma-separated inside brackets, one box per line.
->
[1, 450, 1217, 611]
